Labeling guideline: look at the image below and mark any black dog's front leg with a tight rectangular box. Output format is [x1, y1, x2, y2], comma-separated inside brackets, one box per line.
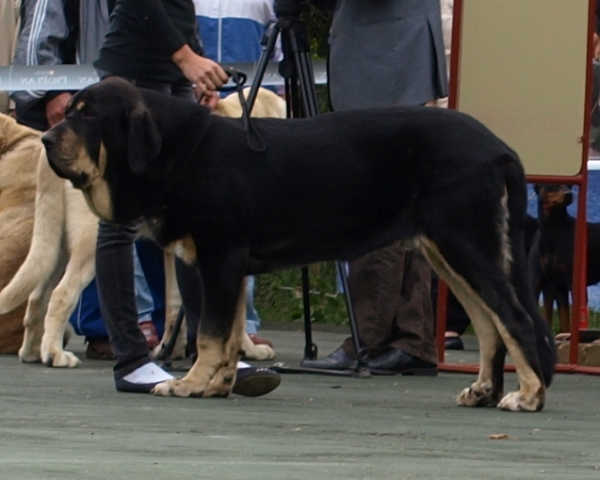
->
[153, 251, 247, 398]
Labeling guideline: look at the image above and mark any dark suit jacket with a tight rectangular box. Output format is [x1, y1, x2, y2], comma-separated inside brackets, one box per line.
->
[328, 0, 448, 111]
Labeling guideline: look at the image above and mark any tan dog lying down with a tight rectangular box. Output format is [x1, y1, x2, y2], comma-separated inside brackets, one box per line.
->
[0, 114, 40, 354]
[0, 88, 284, 367]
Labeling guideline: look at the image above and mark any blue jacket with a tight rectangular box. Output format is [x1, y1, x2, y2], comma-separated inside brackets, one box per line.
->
[11, 0, 111, 130]
[194, 0, 277, 63]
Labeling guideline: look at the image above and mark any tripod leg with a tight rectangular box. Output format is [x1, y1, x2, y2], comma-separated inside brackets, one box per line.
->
[336, 262, 370, 373]
[301, 267, 317, 360]
[246, 20, 282, 112]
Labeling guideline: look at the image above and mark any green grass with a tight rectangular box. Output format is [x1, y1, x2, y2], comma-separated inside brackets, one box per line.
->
[255, 266, 600, 333]
[254, 263, 348, 325]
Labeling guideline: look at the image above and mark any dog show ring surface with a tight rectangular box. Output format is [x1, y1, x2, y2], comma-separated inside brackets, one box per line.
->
[1, 327, 600, 480]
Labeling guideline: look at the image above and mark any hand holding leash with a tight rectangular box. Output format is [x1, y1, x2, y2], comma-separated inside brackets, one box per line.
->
[172, 45, 229, 97]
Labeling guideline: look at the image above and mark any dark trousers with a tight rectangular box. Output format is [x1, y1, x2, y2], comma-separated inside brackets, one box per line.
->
[95, 78, 197, 377]
[341, 243, 438, 365]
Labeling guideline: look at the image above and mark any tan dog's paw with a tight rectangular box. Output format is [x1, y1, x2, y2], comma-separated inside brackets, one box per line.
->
[41, 349, 81, 368]
[18, 347, 41, 364]
[152, 378, 207, 398]
[41, 337, 81, 368]
[241, 333, 275, 360]
[244, 343, 275, 361]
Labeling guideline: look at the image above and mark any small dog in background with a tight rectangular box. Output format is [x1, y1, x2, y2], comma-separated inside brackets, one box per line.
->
[530, 184, 600, 333]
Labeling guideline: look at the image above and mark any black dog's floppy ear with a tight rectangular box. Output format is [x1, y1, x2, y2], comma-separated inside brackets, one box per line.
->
[127, 104, 162, 175]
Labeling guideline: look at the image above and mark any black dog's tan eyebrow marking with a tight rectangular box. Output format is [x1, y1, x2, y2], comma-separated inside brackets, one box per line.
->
[75, 101, 86, 111]
[64, 98, 79, 115]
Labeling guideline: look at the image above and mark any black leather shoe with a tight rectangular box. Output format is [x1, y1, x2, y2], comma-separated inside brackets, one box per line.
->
[300, 347, 357, 370]
[367, 347, 437, 376]
[233, 367, 281, 397]
[445, 336, 464, 351]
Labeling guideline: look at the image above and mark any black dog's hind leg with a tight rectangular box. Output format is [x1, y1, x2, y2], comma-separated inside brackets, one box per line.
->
[420, 239, 506, 407]
[420, 235, 547, 412]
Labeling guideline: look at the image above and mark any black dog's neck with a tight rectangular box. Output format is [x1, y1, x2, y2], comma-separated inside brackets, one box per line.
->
[142, 90, 212, 160]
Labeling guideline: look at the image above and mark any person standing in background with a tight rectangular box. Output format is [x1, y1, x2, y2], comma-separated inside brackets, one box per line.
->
[92, 0, 281, 396]
[303, 0, 447, 375]
[0, 0, 21, 114]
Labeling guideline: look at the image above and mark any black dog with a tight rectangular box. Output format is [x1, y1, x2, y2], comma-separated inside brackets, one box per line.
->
[530, 184, 600, 333]
[42, 77, 556, 411]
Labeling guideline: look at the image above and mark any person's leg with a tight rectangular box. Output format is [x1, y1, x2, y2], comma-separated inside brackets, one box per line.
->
[301, 244, 402, 370]
[343, 245, 406, 357]
[385, 249, 438, 365]
[245, 276, 260, 335]
[245, 275, 273, 347]
[91, 77, 180, 393]
[95, 220, 172, 392]
[134, 244, 158, 348]
[302, 244, 436, 374]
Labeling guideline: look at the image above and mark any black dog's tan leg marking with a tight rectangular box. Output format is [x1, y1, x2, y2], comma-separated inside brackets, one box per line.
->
[204, 278, 246, 397]
[420, 238, 545, 412]
[152, 252, 187, 360]
[164, 236, 197, 266]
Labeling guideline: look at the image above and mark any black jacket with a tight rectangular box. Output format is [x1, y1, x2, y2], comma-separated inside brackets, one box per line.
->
[94, 0, 203, 85]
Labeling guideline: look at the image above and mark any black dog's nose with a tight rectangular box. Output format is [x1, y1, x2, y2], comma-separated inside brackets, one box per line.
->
[41, 131, 57, 149]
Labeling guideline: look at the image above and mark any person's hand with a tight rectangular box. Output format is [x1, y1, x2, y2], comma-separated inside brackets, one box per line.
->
[172, 45, 229, 97]
[199, 90, 220, 111]
[45, 92, 73, 127]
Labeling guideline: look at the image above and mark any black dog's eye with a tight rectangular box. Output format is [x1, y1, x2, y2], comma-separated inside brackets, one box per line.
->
[81, 107, 95, 120]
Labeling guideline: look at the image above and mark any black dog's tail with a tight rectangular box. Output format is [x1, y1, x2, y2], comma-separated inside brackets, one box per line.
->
[501, 153, 557, 387]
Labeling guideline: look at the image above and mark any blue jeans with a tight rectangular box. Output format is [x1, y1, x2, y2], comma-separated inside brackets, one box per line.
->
[245, 276, 261, 334]
[134, 245, 154, 323]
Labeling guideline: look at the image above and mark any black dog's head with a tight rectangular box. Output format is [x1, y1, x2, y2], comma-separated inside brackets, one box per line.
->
[41, 77, 212, 224]
[41, 77, 163, 221]
[534, 184, 573, 217]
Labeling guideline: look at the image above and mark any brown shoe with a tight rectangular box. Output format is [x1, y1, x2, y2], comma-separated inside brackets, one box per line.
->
[248, 333, 274, 348]
[85, 336, 115, 360]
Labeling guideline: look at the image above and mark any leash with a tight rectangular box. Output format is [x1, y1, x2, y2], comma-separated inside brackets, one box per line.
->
[220, 68, 267, 152]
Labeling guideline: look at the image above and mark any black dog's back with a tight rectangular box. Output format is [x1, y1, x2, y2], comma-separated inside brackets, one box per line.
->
[212, 107, 522, 266]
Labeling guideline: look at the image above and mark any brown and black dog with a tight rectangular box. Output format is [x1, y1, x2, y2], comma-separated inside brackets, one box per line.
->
[42, 77, 557, 411]
[530, 184, 600, 333]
